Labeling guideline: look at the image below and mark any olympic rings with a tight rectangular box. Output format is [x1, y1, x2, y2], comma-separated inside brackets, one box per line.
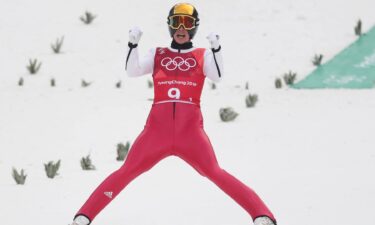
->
[161, 57, 197, 71]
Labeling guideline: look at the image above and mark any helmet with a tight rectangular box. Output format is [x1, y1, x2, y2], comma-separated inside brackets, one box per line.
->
[167, 3, 199, 39]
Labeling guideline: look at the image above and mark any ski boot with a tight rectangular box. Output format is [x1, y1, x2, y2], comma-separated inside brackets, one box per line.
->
[70, 215, 90, 225]
[254, 216, 276, 225]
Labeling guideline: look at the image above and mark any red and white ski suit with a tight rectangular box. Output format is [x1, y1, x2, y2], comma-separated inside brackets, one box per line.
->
[75, 44, 276, 224]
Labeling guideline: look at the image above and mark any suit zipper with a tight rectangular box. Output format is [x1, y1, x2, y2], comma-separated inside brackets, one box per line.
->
[172, 48, 181, 120]
[173, 102, 176, 120]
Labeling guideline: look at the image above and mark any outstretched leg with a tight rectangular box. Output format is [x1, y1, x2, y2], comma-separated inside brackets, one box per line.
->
[75, 127, 171, 222]
[176, 128, 276, 223]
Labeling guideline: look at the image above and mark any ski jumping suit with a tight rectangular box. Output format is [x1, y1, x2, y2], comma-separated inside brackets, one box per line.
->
[75, 42, 276, 224]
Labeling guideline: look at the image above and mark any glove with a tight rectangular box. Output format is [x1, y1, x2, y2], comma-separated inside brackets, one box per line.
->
[206, 32, 220, 50]
[129, 26, 143, 45]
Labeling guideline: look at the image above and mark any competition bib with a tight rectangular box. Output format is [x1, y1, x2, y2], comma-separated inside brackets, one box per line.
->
[152, 47, 206, 105]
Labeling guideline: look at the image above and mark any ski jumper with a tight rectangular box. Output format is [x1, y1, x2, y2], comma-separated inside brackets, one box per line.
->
[75, 43, 276, 224]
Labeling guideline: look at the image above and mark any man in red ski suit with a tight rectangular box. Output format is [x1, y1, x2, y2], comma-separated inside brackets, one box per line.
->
[71, 3, 276, 225]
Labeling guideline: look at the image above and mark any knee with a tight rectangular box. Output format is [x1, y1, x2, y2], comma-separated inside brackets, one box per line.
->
[117, 159, 153, 179]
[200, 164, 224, 178]
[115, 163, 138, 178]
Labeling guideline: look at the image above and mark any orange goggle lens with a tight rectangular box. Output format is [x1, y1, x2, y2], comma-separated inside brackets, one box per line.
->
[168, 15, 196, 30]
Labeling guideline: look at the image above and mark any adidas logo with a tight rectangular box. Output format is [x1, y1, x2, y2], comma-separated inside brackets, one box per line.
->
[104, 191, 113, 199]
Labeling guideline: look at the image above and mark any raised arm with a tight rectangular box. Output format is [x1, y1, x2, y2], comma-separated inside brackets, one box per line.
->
[125, 27, 155, 77]
[203, 32, 223, 82]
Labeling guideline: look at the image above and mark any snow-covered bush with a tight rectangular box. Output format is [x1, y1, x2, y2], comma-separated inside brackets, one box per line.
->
[219, 107, 238, 122]
[27, 59, 42, 74]
[44, 160, 61, 179]
[117, 142, 130, 161]
[312, 54, 323, 66]
[283, 71, 297, 86]
[51, 36, 64, 54]
[81, 155, 96, 170]
[80, 11, 97, 24]
[245, 94, 258, 108]
[12, 168, 27, 185]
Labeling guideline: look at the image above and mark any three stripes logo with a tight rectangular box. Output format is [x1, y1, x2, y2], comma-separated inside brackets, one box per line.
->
[104, 191, 113, 199]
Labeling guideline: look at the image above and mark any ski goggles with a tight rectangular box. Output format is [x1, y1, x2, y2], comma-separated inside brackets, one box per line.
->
[168, 15, 197, 30]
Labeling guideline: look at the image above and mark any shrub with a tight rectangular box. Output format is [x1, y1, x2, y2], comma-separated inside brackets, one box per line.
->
[245, 94, 258, 108]
[27, 59, 42, 74]
[312, 54, 323, 66]
[283, 71, 297, 86]
[275, 78, 282, 88]
[51, 36, 64, 54]
[44, 160, 61, 179]
[12, 168, 27, 185]
[147, 80, 153, 88]
[219, 107, 239, 122]
[51, 78, 56, 87]
[117, 142, 130, 161]
[81, 79, 92, 87]
[80, 11, 97, 24]
[18, 77, 24, 86]
[81, 155, 96, 170]
[116, 81, 121, 88]
[355, 19, 362, 36]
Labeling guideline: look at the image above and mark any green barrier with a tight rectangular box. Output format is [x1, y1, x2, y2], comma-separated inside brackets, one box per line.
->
[293, 25, 375, 89]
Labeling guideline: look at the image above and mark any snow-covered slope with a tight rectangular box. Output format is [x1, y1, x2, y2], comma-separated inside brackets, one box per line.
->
[1, 1, 375, 225]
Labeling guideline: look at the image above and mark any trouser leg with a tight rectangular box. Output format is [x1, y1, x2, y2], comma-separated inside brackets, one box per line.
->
[176, 128, 276, 223]
[76, 127, 169, 222]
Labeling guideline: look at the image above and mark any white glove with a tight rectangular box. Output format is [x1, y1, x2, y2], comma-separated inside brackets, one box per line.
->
[206, 32, 220, 50]
[129, 26, 143, 45]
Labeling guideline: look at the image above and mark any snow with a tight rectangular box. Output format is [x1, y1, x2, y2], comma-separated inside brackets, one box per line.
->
[1, 0, 375, 225]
